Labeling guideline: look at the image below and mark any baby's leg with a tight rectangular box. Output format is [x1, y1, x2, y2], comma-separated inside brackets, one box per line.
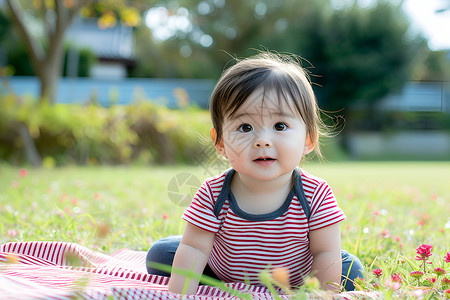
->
[146, 235, 182, 277]
[146, 235, 219, 281]
[341, 250, 365, 291]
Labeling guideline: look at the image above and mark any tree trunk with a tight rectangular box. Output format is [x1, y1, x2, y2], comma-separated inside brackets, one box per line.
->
[6, 0, 83, 105]
[16, 123, 42, 167]
[39, 47, 64, 104]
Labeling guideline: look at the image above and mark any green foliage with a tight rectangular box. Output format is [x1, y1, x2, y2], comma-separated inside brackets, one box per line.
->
[5, 42, 97, 77]
[0, 94, 211, 165]
[1, 29, 97, 77]
[302, 2, 422, 111]
[5, 41, 34, 76]
[0, 8, 34, 75]
[0, 8, 9, 41]
[412, 49, 450, 81]
[62, 46, 97, 77]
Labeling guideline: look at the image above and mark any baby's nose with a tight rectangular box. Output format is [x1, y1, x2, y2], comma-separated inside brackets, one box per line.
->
[253, 133, 272, 148]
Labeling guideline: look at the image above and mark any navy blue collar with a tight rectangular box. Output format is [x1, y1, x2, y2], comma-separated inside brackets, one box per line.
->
[213, 169, 311, 221]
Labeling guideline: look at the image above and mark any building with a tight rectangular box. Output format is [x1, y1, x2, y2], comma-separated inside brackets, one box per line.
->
[65, 18, 135, 79]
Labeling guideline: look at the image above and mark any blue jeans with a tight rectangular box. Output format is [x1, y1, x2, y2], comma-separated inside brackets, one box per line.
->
[146, 235, 364, 291]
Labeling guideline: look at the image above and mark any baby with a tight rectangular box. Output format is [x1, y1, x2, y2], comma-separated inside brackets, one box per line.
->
[147, 52, 364, 294]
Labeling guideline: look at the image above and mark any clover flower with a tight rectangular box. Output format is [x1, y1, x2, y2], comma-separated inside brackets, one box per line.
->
[415, 244, 433, 261]
[410, 271, 424, 285]
[19, 168, 28, 178]
[372, 268, 382, 277]
[445, 251, 450, 264]
[391, 273, 402, 283]
[442, 277, 450, 286]
[425, 277, 437, 286]
[434, 268, 447, 276]
[410, 271, 424, 278]
[416, 244, 433, 272]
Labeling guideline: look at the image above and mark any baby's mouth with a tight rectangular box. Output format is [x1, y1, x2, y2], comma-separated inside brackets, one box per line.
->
[254, 157, 276, 162]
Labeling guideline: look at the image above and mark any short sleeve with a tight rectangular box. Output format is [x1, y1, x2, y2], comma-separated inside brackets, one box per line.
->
[182, 180, 222, 233]
[308, 181, 346, 231]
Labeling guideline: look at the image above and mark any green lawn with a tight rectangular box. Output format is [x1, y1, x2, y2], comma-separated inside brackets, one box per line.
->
[1, 162, 449, 296]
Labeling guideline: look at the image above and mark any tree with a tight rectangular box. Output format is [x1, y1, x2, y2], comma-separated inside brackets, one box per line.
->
[5, 0, 144, 105]
[130, 0, 333, 79]
[186, 0, 333, 76]
[411, 49, 450, 81]
[4, 0, 146, 167]
[304, 3, 423, 115]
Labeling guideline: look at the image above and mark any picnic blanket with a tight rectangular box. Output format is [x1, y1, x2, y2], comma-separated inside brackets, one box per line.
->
[0, 241, 377, 299]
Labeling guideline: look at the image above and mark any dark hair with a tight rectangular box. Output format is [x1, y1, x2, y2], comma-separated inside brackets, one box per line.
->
[209, 52, 325, 157]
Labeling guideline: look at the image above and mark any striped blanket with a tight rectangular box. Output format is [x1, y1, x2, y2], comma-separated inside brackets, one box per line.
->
[0, 241, 375, 299]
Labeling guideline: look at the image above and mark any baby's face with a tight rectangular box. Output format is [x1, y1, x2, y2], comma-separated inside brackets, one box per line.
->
[216, 88, 312, 182]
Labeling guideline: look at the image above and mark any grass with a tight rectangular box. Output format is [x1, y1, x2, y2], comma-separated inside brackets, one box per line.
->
[1, 161, 449, 297]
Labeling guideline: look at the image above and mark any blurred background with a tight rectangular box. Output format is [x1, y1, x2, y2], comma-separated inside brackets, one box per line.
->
[0, 0, 449, 167]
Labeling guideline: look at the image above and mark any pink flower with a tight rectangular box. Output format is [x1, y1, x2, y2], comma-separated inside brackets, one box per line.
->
[381, 230, 390, 238]
[8, 230, 18, 237]
[19, 168, 28, 178]
[442, 277, 450, 285]
[410, 271, 424, 278]
[385, 279, 401, 291]
[415, 244, 433, 261]
[444, 289, 450, 299]
[434, 268, 447, 276]
[412, 289, 424, 298]
[163, 214, 169, 220]
[445, 251, 450, 263]
[391, 273, 402, 283]
[426, 277, 436, 285]
[373, 268, 383, 277]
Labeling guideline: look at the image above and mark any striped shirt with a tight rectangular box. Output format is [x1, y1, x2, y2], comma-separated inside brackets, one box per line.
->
[182, 168, 345, 287]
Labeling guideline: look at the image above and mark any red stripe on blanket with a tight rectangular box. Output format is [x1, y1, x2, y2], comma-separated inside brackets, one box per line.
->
[0, 241, 376, 299]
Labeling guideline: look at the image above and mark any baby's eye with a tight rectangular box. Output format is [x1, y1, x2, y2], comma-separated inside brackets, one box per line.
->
[238, 123, 253, 133]
[274, 122, 288, 131]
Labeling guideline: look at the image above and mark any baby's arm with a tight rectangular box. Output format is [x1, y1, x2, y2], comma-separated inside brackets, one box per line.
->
[309, 223, 342, 292]
[168, 222, 215, 295]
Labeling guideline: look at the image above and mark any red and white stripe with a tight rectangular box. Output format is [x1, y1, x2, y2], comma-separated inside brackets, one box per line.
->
[183, 169, 345, 287]
[0, 240, 291, 299]
[0, 241, 375, 299]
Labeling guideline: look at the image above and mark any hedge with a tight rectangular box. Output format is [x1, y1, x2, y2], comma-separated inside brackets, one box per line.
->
[0, 93, 213, 166]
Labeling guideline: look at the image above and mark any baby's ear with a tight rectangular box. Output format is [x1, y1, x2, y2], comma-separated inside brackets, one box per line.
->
[210, 128, 226, 157]
[210, 127, 217, 144]
[303, 134, 314, 155]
